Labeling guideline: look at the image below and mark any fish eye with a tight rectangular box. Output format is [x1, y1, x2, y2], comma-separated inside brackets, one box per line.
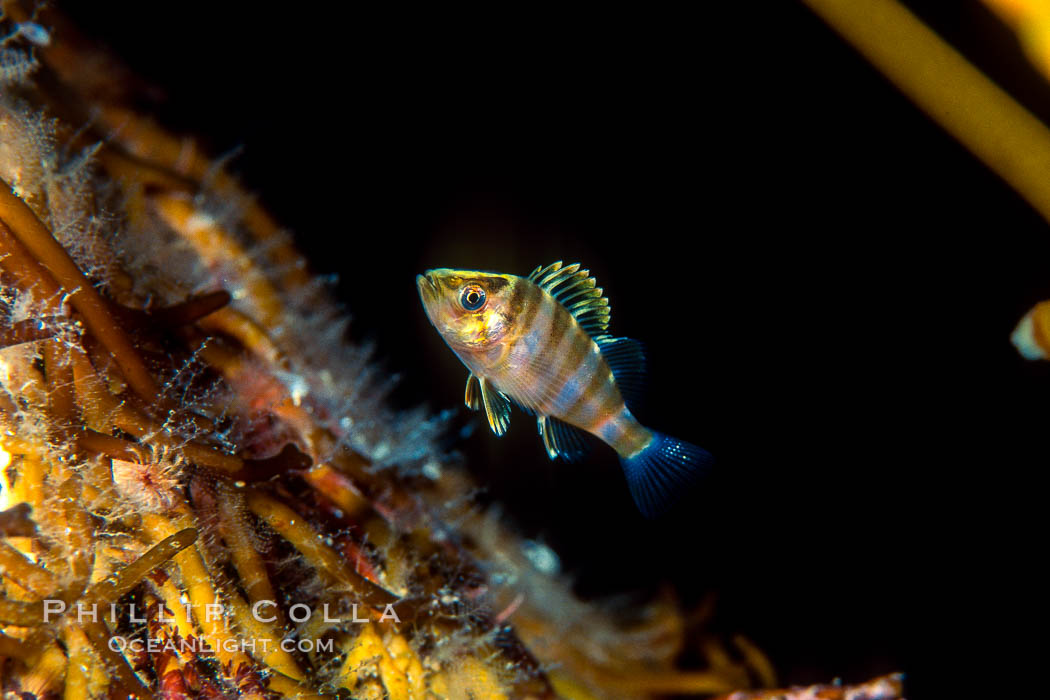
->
[460, 286, 486, 311]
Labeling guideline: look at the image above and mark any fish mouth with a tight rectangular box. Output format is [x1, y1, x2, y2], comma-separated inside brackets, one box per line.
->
[416, 272, 437, 297]
[416, 273, 439, 313]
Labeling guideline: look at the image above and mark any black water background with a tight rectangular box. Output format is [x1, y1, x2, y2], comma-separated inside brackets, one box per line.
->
[60, 2, 1041, 693]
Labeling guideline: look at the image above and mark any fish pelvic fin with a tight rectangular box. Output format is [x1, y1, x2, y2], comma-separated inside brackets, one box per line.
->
[465, 374, 482, 410]
[619, 432, 712, 518]
[473, 375, 511, 437]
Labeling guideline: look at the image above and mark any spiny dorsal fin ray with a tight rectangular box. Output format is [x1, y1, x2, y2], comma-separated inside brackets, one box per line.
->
[539, 263, 581, 289]
[537, 414, 591, 462]
[466, 374, 512, 437]
[527, 261, 562, 282]
[527, 260, 611, 336]
[557, 280, 598, 305]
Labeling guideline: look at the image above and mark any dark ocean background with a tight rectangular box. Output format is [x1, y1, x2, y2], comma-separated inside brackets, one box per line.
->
[62, 2, 1041, 694]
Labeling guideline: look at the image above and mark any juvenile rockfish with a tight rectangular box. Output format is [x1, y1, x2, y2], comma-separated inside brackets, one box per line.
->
[417, 261, 712, 517]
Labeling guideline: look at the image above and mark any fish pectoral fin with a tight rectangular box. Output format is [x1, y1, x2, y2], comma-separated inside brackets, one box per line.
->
[465, 374, 482, 411]
[479, 377, 512, 437]
[537, 415, 591, 462]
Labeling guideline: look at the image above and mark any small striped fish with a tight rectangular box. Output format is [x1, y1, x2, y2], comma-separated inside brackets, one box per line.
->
[417, 261, 711, 517]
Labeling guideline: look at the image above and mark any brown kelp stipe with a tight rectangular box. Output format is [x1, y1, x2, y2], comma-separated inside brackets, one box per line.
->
[802, 0, 1050, 228]
[0, 3, 790, 699]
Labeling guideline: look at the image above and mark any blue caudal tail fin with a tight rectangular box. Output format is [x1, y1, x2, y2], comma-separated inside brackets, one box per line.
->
[619, 433, 713, 518]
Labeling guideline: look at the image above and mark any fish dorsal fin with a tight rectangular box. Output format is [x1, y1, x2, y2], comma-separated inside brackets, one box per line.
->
[466, 374, 511, 437]
[527, 261, 610, 336]
[595, 335, 646, 411]
[537, 415, 591, 462]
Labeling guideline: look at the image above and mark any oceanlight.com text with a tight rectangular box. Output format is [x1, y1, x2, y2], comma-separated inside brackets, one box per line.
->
[108, 635, 335, 655]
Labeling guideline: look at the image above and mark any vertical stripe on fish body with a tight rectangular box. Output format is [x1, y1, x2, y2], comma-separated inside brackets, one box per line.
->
[487, 274, 652, 459]
[417, 261, 713, 517]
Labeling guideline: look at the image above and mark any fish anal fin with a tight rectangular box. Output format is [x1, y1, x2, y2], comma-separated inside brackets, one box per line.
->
[537, 415, 559, 459]
[479, 376, 512, 437]
[596, 335, 646, 411]
[537, 415, 590, 462]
